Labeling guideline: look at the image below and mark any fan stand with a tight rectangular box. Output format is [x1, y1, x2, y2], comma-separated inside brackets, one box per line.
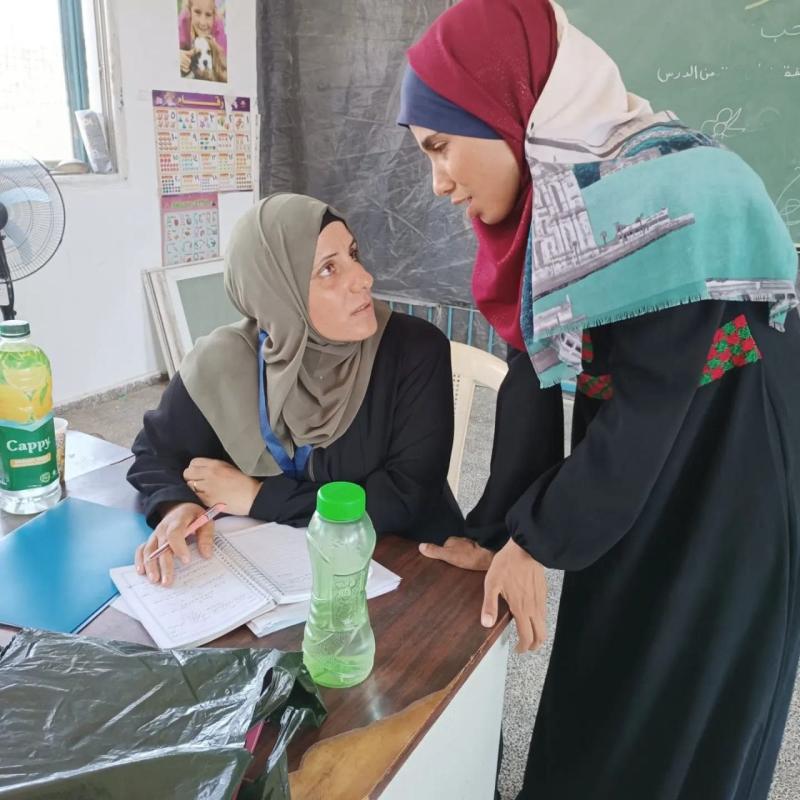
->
[0, 202, 16, 321]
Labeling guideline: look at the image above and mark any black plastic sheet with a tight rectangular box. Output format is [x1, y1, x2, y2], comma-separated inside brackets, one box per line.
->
[0, 630, 325, 800]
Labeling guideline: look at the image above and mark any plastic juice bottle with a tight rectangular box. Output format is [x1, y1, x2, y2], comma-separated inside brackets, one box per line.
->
[0, 320, 60, 513]
[302, 482, 376, 688]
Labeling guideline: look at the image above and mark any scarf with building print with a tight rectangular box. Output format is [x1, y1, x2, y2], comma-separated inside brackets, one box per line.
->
[521, 2, 798, 387]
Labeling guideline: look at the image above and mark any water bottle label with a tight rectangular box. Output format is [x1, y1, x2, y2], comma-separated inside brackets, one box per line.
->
[0, 416, 57, 491]
[332, 569, 369, 627]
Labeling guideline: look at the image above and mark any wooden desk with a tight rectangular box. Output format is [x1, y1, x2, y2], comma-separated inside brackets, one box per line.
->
[0, 458, 512, 800]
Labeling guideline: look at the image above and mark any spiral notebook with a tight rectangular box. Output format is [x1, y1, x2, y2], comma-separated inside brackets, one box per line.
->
[110, 521, 399, 649]
[246, 559, 400, 638]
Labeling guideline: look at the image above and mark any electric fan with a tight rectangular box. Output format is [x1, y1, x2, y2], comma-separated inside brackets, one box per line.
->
[0, 151, 66, 320]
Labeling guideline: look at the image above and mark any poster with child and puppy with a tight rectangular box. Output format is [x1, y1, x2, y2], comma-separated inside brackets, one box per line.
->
[177, 0, 228, 83]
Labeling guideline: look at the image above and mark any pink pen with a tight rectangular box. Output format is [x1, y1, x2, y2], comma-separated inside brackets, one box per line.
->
[145, 502, 227, 563]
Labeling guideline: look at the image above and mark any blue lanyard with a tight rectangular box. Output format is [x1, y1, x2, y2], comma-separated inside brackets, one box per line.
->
[258, 330, 312, 479]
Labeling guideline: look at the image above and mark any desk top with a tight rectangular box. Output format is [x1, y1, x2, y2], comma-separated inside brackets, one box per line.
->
[65, 431, 131, 482]
[0, 457, 510, 799]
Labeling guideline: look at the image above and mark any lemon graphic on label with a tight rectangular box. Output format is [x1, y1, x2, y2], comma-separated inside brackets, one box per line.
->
[4, 362, 49, 396]
[31, 381, 52, 419]
[0, 384, 34, 424]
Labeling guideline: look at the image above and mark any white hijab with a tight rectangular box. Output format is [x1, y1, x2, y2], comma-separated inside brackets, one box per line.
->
[526, 2, 676, 166]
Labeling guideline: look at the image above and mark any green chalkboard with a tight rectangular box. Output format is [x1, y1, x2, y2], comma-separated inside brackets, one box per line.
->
[563, 0, 800, 242]
[176, 272, 241, 343]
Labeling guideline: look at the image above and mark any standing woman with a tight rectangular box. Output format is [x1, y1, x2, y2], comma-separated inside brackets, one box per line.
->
[398, 1, 800, 798]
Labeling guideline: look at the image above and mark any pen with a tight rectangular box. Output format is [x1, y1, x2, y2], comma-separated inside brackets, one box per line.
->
[145, 503, 227, 563]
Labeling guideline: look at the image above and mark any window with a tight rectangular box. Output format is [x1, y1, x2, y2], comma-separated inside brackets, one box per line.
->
[1, 0, 116, 172]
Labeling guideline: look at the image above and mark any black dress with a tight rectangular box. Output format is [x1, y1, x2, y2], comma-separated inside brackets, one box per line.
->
[464, 347, 565, 550]
[128, 312, 464, 544]
[500, 300, 800, 799]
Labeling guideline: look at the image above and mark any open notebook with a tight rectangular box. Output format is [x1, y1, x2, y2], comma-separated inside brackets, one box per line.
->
[246, 558, 401, 638]
[110, 519, 400, 648]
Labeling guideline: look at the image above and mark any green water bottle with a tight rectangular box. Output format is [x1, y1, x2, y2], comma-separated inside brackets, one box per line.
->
[302, 482, 376, 688]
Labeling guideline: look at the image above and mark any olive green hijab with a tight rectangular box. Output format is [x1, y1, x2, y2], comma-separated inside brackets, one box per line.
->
[180, 193, 391, 477]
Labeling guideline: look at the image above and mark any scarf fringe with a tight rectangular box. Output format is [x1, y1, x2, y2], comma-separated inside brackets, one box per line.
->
[553, 292, 710, 338]
[545, 293, 796, 341]
[533, 294, 796, 390]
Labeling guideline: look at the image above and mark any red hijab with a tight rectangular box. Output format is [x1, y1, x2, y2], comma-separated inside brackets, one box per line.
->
[407, 0, 558, 350]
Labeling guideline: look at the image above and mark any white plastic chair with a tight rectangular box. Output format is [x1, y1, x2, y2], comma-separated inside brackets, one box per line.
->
[448, 341, 508, 495]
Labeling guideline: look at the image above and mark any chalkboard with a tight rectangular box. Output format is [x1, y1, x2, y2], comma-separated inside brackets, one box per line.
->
[176, 272, 240, 344]
[563, 0, 800, 243]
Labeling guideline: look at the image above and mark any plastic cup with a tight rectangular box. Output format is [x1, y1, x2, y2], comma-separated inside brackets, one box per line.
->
[54, 417, 68, 483]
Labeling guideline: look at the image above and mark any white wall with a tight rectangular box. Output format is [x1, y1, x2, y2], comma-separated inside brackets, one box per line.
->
[18, 0, 258, 404]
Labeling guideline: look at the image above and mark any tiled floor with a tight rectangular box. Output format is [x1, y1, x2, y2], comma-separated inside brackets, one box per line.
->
[63, 381, 800, 799]
[59, 382, 167, 450]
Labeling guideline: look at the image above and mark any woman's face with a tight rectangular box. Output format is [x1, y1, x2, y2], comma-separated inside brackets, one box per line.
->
[410, 125, 522, 225]
[190, 0, 215, 37]
[308, 222, 377, 342]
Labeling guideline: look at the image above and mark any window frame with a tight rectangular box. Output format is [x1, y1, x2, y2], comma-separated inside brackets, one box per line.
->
[45, 0, 124, 177]
[59, 0, 90, 164]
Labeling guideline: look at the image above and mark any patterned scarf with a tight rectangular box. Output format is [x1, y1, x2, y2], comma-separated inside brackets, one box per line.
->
[521, 2, 798, 386]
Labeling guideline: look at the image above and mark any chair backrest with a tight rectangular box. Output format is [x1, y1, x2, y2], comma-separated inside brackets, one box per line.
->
[449, 341, 508, 495]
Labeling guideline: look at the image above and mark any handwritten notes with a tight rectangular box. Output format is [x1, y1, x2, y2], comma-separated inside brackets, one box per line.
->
[657, 62, 800, 83]
[761, 24, 800, 41]
[657, 65, 727, 83]
[110, 542, 275, 648]
[777, 168, 800, 234]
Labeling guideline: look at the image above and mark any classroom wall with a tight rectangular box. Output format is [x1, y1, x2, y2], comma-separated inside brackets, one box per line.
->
[19, 0, 257, 405]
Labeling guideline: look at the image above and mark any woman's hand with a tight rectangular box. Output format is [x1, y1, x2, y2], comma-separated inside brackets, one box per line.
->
[180, 49, 194, 75]
[419, 536, 495, 571]
[183, 458, 261, 516]
[481, 538, 548, 653]
[135, 502, 213, 587]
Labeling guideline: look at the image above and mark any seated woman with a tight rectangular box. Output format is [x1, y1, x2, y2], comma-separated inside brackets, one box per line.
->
[129, 193, 463, 585]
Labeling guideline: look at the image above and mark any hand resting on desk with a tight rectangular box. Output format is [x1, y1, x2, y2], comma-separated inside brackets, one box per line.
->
[135, 502, 214, 587]
[419, 537, 494, 571]
[420, 536, 548, 653]
[483, 539, 548, 653]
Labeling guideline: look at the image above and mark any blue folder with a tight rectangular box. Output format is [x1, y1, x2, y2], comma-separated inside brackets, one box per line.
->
[0, 498, 151, 633]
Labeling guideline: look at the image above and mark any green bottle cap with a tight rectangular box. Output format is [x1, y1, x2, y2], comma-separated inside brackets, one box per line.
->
[316, 482, 366, 523]
[0, 320, 30, 338]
